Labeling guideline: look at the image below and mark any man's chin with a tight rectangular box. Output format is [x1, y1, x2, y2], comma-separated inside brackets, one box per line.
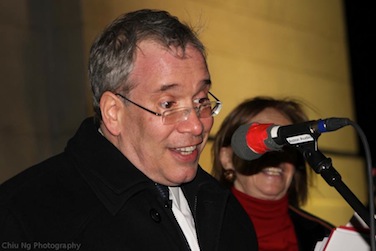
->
[169, 169, 198, 185]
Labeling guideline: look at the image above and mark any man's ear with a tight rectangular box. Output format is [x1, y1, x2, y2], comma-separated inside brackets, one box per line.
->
[219, 147, 235, 170]
[100, 91, 123, 136]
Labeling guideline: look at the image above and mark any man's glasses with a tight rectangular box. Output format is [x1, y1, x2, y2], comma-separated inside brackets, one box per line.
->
[115, 92, 222, 125]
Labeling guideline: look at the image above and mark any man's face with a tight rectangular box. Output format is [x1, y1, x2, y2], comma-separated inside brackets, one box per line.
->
[117, 40, 214, 186]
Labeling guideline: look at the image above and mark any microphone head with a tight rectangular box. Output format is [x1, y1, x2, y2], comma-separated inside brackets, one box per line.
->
[231, 123, 263, 161]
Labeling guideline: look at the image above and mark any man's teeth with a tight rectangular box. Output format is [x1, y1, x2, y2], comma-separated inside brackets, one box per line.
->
[176, 146, 197, 155]
[262, 167, 283, 175]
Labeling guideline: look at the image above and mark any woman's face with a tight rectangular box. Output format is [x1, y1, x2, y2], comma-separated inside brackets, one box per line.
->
[231, 108, 295, 200]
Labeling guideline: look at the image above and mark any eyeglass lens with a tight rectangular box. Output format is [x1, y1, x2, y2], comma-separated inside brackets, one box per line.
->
[162, 101, 219, 124]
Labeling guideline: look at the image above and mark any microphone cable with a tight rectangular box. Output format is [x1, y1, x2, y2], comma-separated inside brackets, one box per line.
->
[349, 119, 375, 251]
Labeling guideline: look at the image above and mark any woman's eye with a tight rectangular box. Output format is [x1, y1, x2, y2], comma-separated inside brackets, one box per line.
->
[160, 101, 176, 109]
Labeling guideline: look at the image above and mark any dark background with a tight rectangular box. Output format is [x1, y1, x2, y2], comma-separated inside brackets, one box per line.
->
[344, 1, 376, 167]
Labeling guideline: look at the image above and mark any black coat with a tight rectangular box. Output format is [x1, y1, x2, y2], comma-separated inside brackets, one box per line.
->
[0, 117, 258, 251]
[289, 206, 335, 251]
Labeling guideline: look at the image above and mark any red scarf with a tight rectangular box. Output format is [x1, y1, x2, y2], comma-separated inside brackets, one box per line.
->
[232, 187, 298, 251]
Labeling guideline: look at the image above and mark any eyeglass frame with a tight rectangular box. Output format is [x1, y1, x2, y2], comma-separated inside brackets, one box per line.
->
[115, 91, 222, 124]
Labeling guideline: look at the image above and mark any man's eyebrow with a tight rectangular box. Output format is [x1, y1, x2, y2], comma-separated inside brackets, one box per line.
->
[200, 79, 212, 91]
[203, 79, 212, 86]
[156, 79, 212, 93]
[159, 83, 179, 92]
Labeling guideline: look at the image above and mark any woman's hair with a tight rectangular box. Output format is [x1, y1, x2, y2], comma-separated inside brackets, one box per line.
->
[211, 96, 311, 207]
[88, 9, 206, 122]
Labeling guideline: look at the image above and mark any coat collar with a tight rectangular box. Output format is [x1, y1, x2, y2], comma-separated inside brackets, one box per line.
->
[65, 117, 152, 215]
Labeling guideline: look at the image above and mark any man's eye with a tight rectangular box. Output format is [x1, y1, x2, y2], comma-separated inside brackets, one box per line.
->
[194, 97, 210, 105]
[160, 101, 176, 109]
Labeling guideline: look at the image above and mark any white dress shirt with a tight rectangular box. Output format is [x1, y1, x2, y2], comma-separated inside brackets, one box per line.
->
[169, 187, 200, 251]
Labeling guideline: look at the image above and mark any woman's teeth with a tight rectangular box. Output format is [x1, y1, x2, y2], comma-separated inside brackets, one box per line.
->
[262, 167, 283, 176]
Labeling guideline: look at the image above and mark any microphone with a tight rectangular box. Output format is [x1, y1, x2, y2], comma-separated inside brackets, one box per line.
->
[231, 117, 351, 161]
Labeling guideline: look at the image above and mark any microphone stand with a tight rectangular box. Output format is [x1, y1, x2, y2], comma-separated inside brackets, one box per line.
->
[297, 141, 376, 247]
